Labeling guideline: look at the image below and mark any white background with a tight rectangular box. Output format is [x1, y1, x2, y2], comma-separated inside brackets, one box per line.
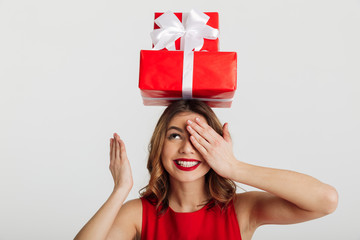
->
[0, 0, 359, 239]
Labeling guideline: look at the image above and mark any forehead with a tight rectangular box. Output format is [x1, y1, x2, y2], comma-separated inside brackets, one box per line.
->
[168, 112, 207, 127]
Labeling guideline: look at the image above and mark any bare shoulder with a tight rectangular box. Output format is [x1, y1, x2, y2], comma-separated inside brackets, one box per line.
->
[233, 191, 288, 224]
[122, 198, 142, 213]
[233, 191, 266, 240]
[106, 198, 142, 240]
[233, 191, 264, 213]
[119, 198, 142, 230]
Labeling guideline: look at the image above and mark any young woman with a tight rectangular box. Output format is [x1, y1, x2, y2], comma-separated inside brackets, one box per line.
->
[75, 100, 338, 240]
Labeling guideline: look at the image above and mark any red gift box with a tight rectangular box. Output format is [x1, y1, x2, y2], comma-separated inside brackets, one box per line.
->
[139, 50, 237, 108]
[154, 12, 219, 52]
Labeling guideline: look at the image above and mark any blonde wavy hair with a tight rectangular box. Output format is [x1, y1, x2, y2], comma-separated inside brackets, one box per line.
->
[140, 100, 236, 214]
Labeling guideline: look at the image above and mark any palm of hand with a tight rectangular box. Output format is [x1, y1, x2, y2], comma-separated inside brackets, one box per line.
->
[109, 133, 133, 192]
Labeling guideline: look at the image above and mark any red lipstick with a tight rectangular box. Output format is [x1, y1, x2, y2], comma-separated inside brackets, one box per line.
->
[173, 158, 201, 171]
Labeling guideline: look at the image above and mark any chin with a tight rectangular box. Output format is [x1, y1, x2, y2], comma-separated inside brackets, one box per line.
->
[170, 169, 210, 183]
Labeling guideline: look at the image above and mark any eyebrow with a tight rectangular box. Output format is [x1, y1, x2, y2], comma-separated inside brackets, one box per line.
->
[167, 126, 184, 133]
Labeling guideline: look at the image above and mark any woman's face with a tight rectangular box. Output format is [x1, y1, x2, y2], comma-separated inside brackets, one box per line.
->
[161, 112, 211, 183]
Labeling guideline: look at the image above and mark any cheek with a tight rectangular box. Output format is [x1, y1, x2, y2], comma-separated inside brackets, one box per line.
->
[161, 142, 175, 165]
[161, 142, 169, 159]
[162, 140, 179, 155]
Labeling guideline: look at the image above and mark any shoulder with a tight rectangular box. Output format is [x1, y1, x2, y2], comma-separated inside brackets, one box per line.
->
[121, 198, 142, 229]
[115, 198, 142, 220]
[107, 198, 142, 240]
[232, 191, 268, 238]
[233, 191, 277, 221]
[122, 198, 142, 211]
[233, 191, 264, 212]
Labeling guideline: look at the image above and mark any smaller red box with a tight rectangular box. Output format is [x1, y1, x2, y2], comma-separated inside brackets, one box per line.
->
[139, 50, 237, 108]
[154, 12, 219, 52]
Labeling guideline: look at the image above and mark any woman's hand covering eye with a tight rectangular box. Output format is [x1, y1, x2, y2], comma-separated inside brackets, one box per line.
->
[186, 118, 237, 179]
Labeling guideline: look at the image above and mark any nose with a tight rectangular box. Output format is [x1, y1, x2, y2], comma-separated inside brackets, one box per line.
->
[179, 137, 195, 154]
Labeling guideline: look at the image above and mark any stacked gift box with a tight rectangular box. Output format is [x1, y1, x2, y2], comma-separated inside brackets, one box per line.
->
[139, 9, 237, 108]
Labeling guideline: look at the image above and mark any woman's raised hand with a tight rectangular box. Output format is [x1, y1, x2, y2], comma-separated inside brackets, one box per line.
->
[186, 118, 238, 179]
[109, 133, 133, 193]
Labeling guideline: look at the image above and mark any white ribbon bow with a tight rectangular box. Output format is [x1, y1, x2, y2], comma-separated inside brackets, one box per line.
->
[151, 9, 219, 52]
[150, 9, 219, 99]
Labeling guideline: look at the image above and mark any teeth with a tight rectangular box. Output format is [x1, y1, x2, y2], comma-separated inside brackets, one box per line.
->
[176, 161, 199, 168]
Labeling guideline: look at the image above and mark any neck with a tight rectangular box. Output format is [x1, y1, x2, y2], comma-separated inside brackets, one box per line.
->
[167, 176, 210, 212]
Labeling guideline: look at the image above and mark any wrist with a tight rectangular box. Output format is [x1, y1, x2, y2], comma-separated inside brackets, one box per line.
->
[112, 186, 131, 200]
[228, 160, 249, 183]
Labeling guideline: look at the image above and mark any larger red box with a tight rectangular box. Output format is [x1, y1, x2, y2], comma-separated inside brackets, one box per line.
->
[139, 50, 237, 108]
[154, 12, 219, 52]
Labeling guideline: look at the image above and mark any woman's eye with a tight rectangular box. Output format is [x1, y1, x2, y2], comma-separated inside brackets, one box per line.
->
[168, 133, 181, 140]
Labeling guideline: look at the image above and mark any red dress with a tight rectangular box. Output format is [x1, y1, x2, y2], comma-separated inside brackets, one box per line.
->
[141, 197, 242, 240]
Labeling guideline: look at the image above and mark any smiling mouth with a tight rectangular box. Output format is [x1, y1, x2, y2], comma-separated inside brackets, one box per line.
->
[176, 160, 200, 167]
[173, 159, 201, 171]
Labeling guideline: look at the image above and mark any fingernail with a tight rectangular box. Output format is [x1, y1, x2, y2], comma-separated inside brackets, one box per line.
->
[195, 117, 200, 122]
[187, 120, 192, 124]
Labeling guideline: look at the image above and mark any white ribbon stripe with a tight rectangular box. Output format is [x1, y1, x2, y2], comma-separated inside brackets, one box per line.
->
[150, 9, 219, 99]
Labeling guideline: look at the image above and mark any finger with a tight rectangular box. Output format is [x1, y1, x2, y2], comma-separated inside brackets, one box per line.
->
[110, 138, 113, 162]
[195, 117, 227, 142]
[195, 117, 221, 140]
[187, 119, 216, 143]
[115, 134, 121, 161]
[186, 124, 211, 149]
[223, 123, 232, 142]
[111, 134, 116, 163]
[118, 138, 128, 162]
[189, 135, 208, 157]
[109, 140, 116, 174]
